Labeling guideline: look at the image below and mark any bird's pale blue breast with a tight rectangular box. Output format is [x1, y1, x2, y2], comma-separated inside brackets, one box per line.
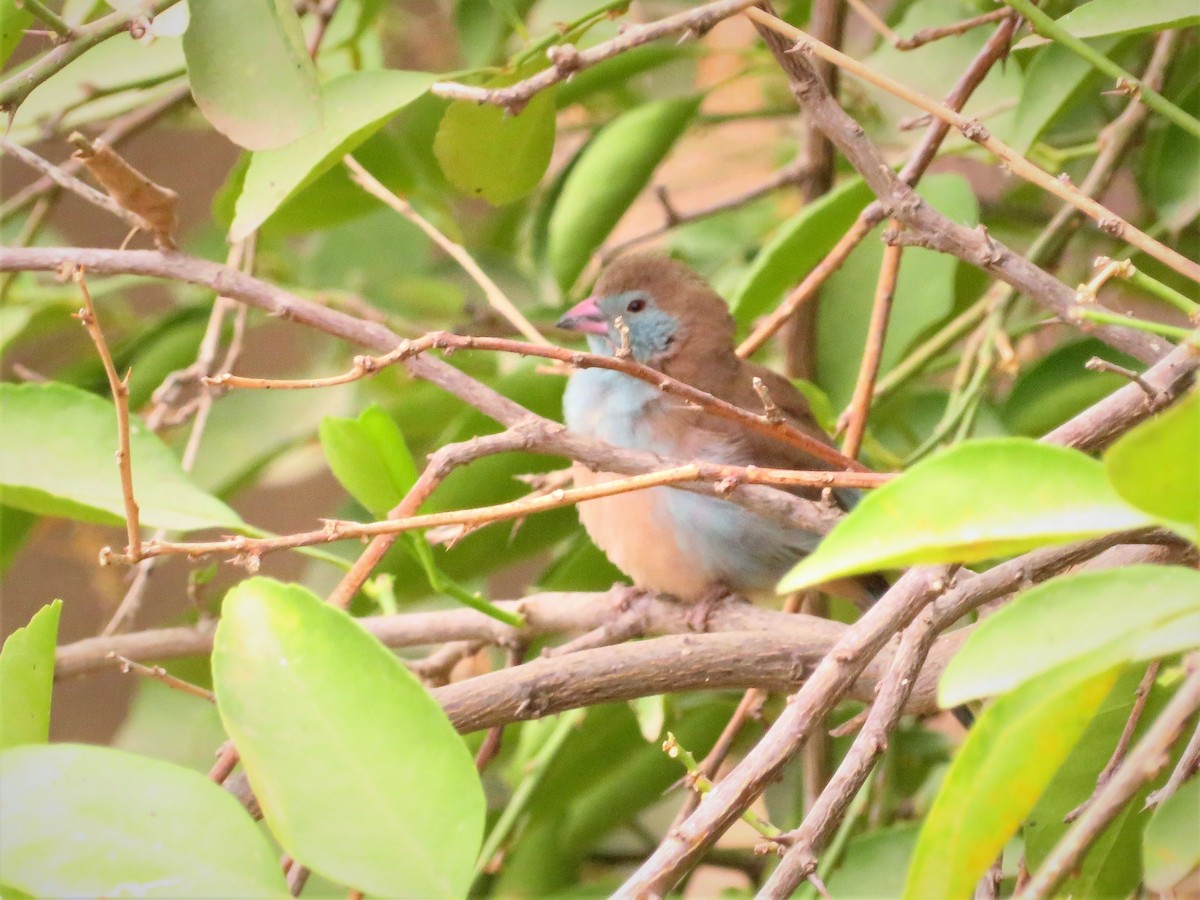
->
[563, 369, 821, 594]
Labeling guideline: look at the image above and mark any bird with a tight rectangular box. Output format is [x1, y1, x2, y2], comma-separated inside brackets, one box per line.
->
[557, 253, 879, 608]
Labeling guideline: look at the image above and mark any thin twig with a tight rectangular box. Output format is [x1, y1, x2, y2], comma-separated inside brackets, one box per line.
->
[0, 0, 184, 112]
[896, 9, 1012, 51]
[1064, 660, 1160, 823]
[839, 238, 901, 457]
[2, 139, 151, 238]
[208, 329, 869, 473]
[101, 461, 889, 565]
[107, 653, 215, 702]
[1145, 717, 1200, 810]
[343, 156, 549, 346]
[73, 268, 141, 562]
[19, 0, 76, 39]
[430, 0, 762, 114]
[737, 11, 1020, 360]
[1016, 655, 1200, 900]
[746, 8, 1200, 285]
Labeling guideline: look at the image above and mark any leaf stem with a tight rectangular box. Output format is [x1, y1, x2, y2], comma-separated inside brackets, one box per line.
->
[1001, 0, 1200, 140]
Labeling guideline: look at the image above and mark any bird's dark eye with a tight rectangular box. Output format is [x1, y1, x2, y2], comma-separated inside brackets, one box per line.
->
[626, 298, 646, 313]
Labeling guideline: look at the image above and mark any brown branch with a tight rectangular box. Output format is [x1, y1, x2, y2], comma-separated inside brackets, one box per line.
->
[104, 460, 886, 565]
[1016, 654, 1200, 900]
[760, 606, 943, 897]
[1145, 717, 1200, 809]
[895, 8, 1013, 51]
[107, 653, 215, 703]
[0, 0, 184, 112]
[838, 239, 901, 457]
[429, 0, 762, 114]
[746, 8, 1200, 286]
[784, 0, 846, 379]
[745, 7, 1166, 365]
[737, 10, 1020, 359]
[210, 330, 869, 473]
[0, 84, 187, 223]
[72, 268, 141, 562]
[1, 138, 155, 239]
[873, 29, 1183, 404]
[0, 247, 842, 541]
[1064, 660, 1161, 823]
[614, 526, 1183, 894]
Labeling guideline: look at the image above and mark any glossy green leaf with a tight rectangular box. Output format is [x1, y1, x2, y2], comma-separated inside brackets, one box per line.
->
[0, 600, 60, 750]
[547, 96, 700, 291]
[183, 0, 321, 150]
[434, 86, 556, 205]
[319, 404, 419, 518]
[827, 825, 920, 899]
[1026, 664, 1173, 898]
[0, 0, 32, 66]
[1010, 38, 1119, 153]
[0, 382, 242, 531]
[779, 439, 1155, 592]
[1002, 339, 1141, 436]
[229, 69, 433, 239]
[1144, 776, 1200, 892]
[1104, 388, 1199, 540]
[1018, 0, 1200, 45]
[0, 743, 288, 898]
[940, 566, 1200, 706]
[816, 174, 977, 408]
[903, 661, 1120, 900]
[212, 578, 484, 898]
[730, 177, 873, 327]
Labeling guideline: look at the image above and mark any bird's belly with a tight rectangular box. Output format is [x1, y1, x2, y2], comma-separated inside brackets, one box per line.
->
[573, 465, 716, 600]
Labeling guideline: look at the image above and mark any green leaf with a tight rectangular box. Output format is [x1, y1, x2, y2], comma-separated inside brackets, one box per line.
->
[0, 600, 61, 750]
[547, 96, 700, 291]
[229, 69, 434, 239]
[1104, 388, 1199, 541]
[434, 86, 556, 205]
[730, 177, 874, 327]
[0, 382, 242, 531]
[1026, 664, 1174, 898]
[816, 174, 977, 408]
[212, 578, 484, 898]
[183, 0, 321, 150]
[1144, 777, 1200, 892]
[0, 506, 35, 577]
[1010, 38, 1120, 154]
[1018, 0, 1200, 45]
[0, 743, 288, 898]
[319, 404, 420, 518]
[779, 439, 1155, 592]
[903, 661, 1120, 900]
[939, 566, 1200, 706]
[826, 825, 920, 899]
[1002, 339, 1141, 436]
[0, 0, 32, 66]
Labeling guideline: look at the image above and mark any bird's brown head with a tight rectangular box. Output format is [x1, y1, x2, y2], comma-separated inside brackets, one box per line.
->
[556, 254, 737, 371]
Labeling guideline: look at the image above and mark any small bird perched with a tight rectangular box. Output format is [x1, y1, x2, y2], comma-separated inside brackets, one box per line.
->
[557, 254, 876, 606]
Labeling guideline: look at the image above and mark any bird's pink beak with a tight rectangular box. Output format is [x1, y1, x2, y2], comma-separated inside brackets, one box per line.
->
[556, 296, 608, 335]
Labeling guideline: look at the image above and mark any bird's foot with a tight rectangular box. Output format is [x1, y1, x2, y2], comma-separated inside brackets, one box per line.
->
[685, 586, 740, 633]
